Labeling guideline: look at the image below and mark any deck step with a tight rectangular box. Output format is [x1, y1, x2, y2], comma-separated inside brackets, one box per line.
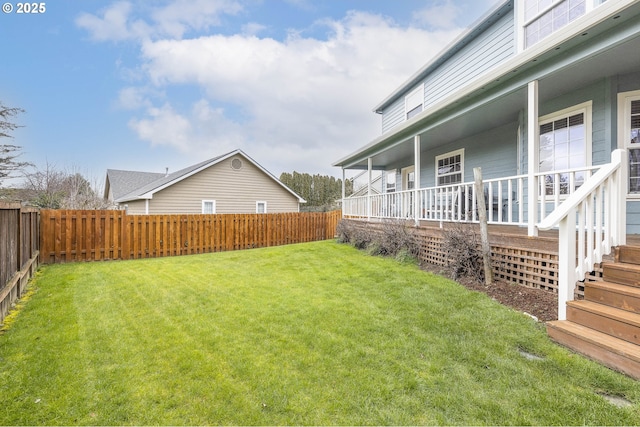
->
[584, 281, 640, 314]
[567, 300, 640, 345]
[617, 246, 640, 265]
[546, 320, 640, 379]
[602, 262, 640, 287]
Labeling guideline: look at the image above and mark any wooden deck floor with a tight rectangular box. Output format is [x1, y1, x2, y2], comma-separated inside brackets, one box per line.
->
[416, 220, 640, 252]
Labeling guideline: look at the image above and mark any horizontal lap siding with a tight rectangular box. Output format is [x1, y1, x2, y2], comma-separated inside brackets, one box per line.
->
[424, 15, 515, 110]
[147, 155, 299, 214]
[380, 13, 515, 134]
[39, 210, 341, 263]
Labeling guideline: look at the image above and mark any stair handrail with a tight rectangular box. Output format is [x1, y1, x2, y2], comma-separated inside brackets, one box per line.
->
[538, 149, 628, 321]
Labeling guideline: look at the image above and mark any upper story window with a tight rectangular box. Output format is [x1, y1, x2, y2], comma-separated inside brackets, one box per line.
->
[405, 85, 423, 120]
[524, 0, 586, 48]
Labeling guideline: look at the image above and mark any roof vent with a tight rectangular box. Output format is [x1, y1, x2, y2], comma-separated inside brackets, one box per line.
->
[231, 158, 243, 170]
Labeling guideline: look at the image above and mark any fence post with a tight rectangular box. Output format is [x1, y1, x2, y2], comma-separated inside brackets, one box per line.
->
[474, 168, 493, 285]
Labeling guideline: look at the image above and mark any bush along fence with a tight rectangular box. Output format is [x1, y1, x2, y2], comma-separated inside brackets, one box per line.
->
[39, 209, 342, 264]
[0, 202, 39, 323]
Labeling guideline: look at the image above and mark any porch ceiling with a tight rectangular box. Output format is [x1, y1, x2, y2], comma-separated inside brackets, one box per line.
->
[336, 1, 640, 171]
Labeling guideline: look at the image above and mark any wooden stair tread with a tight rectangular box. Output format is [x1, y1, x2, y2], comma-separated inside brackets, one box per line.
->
[567, 300, 640, 326]
[586, 280, 640, 297]
[618, 246, 640, 265]
[547, 320, 640, 363]
[602, 262, 640, 287]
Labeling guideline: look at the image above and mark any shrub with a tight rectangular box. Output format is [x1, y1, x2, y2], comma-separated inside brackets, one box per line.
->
[336, 219, 419, 263]
[441, 224, 484, 282]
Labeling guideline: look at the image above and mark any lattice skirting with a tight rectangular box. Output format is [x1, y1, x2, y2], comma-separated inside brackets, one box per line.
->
[341, 219, 604, 297]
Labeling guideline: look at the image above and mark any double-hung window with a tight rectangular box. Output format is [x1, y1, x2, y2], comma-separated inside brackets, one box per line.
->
[538, 102, 591, 195]
[435, 149, 464, 186]
[256, 201, 267, 213]
[618, 91, 640, 196]
[385, 170, 396, 193]
[405, 85, 424, 120]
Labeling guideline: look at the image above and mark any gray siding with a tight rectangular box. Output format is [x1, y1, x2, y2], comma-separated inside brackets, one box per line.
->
[125, 155, 299, 215]
[381, 12, 515, 134]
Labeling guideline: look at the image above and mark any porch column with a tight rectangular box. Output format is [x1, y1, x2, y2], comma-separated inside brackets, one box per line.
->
[527, 80, 539, 237]
[367, 157, 373, 221]
[414, 134, 421, 226]
[341, 168, 346, 215]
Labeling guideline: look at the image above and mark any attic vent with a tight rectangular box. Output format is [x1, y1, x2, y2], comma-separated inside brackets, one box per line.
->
[231, 158, 243, 170]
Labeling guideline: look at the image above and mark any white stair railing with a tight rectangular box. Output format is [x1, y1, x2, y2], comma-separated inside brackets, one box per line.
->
[538, 149, 628, 320]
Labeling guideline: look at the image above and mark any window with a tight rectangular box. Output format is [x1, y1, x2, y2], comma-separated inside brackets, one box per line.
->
[202, 200, 216, 214]
[524, 0, 585, 48]
[256, 201, 267, 213]
[435, 149, 464, 186]
[405, 85, 423, 120]
[538, 102, 591, 195]
[386, 170, 396, 193]
[618, 91, 640, 196]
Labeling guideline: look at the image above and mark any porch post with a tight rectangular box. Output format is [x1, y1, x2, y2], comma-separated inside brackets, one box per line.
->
[414, 134, 421, 226]
[341, 168, 346, 215]
[367, 157, 373, 221]
[527, 80, 539, 237]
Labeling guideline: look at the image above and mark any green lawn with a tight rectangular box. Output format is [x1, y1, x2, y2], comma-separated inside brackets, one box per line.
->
[1, 240, 640, 425]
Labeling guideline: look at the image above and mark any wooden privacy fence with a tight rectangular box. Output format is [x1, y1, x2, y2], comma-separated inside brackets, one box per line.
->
[0, 202, 39, 323]
[40, 210, 342, 263]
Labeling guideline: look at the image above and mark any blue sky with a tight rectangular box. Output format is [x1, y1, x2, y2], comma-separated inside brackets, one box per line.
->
[1, 0, 500, 188]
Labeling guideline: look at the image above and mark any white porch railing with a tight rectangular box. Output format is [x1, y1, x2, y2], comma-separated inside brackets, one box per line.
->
[343, 165, 602, 227]
[538, 149, 628, 320]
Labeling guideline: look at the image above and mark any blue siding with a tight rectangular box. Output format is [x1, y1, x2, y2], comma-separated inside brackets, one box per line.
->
[419, 122, 518, 188]
[424, 14, 515, 110]
[380, 12, 515, 134]
[381, 98, 406, 134]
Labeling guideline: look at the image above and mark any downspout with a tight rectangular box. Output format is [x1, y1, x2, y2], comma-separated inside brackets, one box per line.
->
[527, 81, 539, 237]
[414, 134, 421, 226]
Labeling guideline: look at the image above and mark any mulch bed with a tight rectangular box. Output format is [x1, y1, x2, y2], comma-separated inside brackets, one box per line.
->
[421, 263, 558, 322]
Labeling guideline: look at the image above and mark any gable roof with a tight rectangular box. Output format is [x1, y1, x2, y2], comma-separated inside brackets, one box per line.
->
[107, 149, 306, 204]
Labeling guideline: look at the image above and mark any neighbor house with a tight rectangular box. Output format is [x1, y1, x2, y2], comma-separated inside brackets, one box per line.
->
[334, 0, 640, 377]
[105, 149, 305, 214]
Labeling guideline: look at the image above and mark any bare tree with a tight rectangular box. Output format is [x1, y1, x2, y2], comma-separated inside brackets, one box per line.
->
[22, 162, 111, 209]
[0, 103, 31, 186]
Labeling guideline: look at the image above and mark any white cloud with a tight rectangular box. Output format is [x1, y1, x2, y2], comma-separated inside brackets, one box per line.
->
[81, 1, 466, 175]
[76, 0, 243, 41]
[130, 10, 461, 174]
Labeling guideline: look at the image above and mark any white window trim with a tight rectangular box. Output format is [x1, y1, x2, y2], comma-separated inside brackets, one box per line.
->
[401, 166, 415, 191]
[617, 90, 640, 199]
[537, 101, 592, 199]
[405, 84, 424, 121]
[202, 200, 216, 214]
[518, 0, 602, 51]
[538, 100, 593, 165]
[256, 201, 267, 213]
[435, 148, 465, 186]
[385, 170, 397, 193]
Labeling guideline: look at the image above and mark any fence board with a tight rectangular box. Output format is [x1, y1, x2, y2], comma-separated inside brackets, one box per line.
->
[1, 203, 39, 323]
[39, 210, 341, 264]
